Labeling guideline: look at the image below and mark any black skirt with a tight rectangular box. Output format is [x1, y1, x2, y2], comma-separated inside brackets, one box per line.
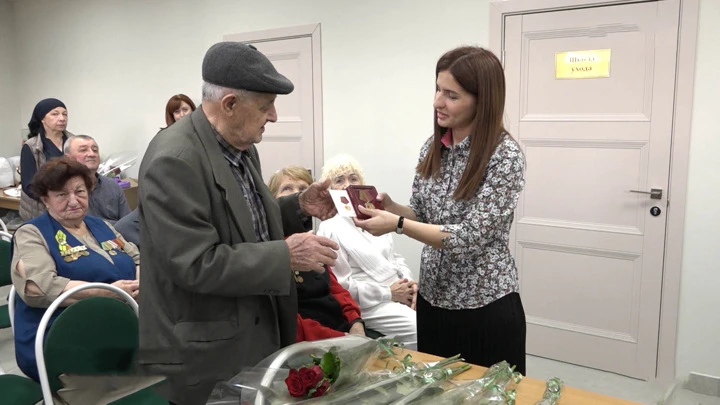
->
[416, 292, 527, 375]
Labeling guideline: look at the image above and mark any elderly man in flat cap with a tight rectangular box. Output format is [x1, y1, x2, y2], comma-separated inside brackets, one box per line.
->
[137, 42, 339, 404]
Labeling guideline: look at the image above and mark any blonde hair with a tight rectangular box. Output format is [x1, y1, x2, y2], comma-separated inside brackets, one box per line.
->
[320, 154, 366, 185]
[267, 166, 313, 197]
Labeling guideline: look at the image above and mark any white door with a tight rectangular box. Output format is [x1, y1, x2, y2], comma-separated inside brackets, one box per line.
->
[503, 0, 680, 379]
[223, 34, 318, 183]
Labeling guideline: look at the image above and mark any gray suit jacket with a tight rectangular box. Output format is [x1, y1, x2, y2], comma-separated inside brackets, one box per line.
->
[137, 108, 306, 404]
[114, 208, 139, 247]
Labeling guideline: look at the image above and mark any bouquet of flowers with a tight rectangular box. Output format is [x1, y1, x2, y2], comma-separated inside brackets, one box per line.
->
[207, 335, 382, 405]
[206, 336, 473, 405]
[284, 351, 340, 398]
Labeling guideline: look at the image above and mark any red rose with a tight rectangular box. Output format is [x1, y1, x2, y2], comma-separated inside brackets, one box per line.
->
[299, 365, 324, 388]
[312, 379, 331, 397]
[285, 368, 307, 398]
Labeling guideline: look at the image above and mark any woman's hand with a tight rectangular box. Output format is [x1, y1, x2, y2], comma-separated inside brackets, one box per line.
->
[376, 193, 398, 214]
[111, 279, 140, 300]
[353, 205, 398, 236]
[390, 278, 414, 306]
[349, 322, 365, 336]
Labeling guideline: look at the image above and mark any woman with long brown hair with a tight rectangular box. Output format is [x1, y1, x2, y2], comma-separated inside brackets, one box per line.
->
[354, 46, 526, 374]
[164, 94, 196, 127]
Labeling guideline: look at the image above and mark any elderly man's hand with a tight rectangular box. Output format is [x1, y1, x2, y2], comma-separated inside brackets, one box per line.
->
[286, 232, 339, 273]
[298, 178, 337, 220]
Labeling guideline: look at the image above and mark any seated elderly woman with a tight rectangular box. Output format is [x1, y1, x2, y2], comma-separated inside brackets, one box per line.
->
[268, 166, 366, 341]
[10, 157, 139, 382]
[317, 154, 417, 348]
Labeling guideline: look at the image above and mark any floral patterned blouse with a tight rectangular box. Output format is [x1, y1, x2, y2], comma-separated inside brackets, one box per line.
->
[409, 132, 525, 310]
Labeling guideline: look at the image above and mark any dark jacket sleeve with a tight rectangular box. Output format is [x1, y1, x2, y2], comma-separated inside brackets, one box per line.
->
[278, 194, 312, 237]
[114, 209, 139, 246]
[20, 144, 38, 199]
[117, 190, 132, 220]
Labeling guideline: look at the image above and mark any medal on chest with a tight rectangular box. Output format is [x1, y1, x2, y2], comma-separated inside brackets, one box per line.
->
[294, 270, 303, 284]
[55, 230, 89, 262]
[101, 238, 125, 256]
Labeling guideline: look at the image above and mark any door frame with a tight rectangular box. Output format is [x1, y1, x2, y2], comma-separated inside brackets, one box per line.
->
[223, 24, 324, 178]
[489, 0, 700, 384]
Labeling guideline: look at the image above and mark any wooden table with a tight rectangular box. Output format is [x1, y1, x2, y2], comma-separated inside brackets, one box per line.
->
[0, 179, 138, 211]
[369, 350, 642, 405]
[0, 186, 20, 210]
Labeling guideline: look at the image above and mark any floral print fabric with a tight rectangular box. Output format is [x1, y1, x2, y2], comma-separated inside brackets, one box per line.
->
[409, 133, 525, 309]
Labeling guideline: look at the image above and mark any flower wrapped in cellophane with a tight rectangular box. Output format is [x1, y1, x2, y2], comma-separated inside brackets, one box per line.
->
[206, 336, 473, 405]
[98, 151, 137, 178]
[534, 377, 563, 405]
[310, 352, 471, 404]
[207, 335, 381, 404]
[404, 360, 523, 405]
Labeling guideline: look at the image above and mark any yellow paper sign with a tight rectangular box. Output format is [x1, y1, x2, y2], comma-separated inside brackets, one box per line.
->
[555, 49, 611, 79]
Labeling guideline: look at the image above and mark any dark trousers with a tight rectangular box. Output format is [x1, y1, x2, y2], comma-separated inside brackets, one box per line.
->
[416, 292, 527, 375]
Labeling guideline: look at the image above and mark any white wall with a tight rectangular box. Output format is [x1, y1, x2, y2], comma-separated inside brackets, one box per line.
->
[676, 0, 720, 379]
[0, 0, 20, 158]
[5, 0, 720, 379]
[10, 0, 490, 273]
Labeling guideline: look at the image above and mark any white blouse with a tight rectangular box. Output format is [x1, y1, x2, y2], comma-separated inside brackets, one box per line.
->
[317, 216, 414, 310]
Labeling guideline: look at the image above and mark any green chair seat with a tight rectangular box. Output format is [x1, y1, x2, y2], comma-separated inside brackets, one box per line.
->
[44, 296, 139, 392]
[0, 304, 9, 329]
[42, 296, 167, 404]
[0, 236, 11, 287]
[1, 235, 13, 330]
[0, 374, 43, 405]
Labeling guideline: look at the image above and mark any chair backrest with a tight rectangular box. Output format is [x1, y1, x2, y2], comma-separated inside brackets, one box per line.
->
[0, 218, 7, 233]
[0, 232, 11, 287]
[43, 296, 139, 392]
[8, 285, 15, 331]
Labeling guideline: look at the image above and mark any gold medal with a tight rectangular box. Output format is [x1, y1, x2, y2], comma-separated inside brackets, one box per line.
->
[109, 250, 117, 256]
[64, 255, 73, 262]
[294, 271, 303, 283]
[81, 251, 90, 256]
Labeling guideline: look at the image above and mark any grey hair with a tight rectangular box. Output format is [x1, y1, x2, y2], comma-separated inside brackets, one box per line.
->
[63, 134, 96, 154]
[201, 81, 258, 103]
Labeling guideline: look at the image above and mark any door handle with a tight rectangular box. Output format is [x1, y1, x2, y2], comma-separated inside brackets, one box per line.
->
[629, 188, 663, 200]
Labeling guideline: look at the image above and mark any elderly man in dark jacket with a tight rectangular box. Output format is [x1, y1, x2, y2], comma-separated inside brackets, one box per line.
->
[137, 42, 338, 405]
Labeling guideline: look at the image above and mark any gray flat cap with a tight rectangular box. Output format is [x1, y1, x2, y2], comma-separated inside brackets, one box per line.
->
[202, 42, 294, 95]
